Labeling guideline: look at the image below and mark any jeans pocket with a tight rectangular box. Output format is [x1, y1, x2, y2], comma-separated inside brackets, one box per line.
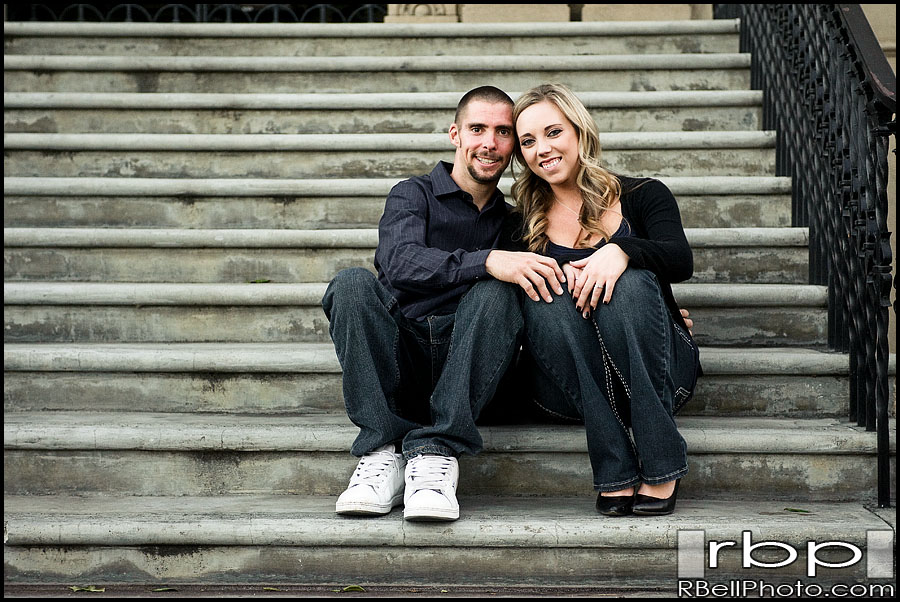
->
[671, 322, 701, 415]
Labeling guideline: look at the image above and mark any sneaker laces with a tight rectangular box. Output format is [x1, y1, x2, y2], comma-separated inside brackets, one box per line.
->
[406, 455, 455, 492]
[348, 447, 399, 488]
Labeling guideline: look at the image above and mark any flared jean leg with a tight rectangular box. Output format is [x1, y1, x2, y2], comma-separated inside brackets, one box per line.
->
[590, 268, 689, 485]
[322, 267, 420, 457]
[523, 288, 642, 492]
[402, 278, 524, 459]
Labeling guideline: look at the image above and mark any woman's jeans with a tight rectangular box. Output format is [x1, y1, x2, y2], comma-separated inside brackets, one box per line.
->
[322, 267, 523, 461]
[522, 267, 699, 492]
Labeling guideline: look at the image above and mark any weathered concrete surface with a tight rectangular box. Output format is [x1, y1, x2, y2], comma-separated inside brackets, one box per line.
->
[3, 495, 893, 586]
[4, 412, 895, 499]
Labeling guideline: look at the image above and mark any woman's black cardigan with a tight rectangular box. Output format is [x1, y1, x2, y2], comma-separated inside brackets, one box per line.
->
[498, 176, 696, 336]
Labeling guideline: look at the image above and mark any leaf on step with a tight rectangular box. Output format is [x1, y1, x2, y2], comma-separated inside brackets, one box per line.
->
[248, 278, 272, 283]
[342, 585, 366, 592]
[263, 587, 283, 591]
[783, 507, 812, 513]
[150, 587, 178, 592]
[68, 585, 106, 592]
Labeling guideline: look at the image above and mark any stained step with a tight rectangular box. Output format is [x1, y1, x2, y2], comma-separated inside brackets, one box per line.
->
[4, 412, 895, 500]
[3, 131, 776, 178]
[3, 53, 751, 94]
[4, 90, 762, 134]
[2, 227, 810, 284]
[4, 493, 892, 587]
[3, 175, 792, 229]
[5, 343, 882, 418]
[2, 19, 742, 57]
[3, 282, 828, 347]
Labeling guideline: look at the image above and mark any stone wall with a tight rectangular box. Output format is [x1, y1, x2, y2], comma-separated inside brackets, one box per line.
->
[385, 4, 713, 23]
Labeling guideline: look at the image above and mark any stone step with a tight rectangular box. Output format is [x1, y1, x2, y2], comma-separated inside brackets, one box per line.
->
[5, 494, 893, 588]
[2, 53, 751, 93]
[3, 131, 776, 178]
[4, 91, 763, 133]
[3, 175, 793, 229]
[7, 344, 886, 418]
[3, 19, 741, 56]
[3, 227, 810, 284]
[3, 412, 895, 501]
[3, 282, 828, 347]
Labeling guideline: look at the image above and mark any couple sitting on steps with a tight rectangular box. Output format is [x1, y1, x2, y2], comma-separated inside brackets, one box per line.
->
[322, 84, 701, 522]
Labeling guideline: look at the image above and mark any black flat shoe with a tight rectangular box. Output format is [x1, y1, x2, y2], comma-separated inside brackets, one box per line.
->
[596, 491, 636, 516]
[632, 480, 680, 516]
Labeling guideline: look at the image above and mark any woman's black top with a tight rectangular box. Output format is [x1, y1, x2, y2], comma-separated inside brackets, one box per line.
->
[543, 218, 632, 265]
[499, 176, 694, 334]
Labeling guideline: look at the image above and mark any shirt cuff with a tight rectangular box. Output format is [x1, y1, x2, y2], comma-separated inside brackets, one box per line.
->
[464, 248, 493, 281]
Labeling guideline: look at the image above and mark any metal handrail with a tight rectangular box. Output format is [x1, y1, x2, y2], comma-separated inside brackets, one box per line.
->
[5, 4, 388, 23]
[714, 4, 895, 508]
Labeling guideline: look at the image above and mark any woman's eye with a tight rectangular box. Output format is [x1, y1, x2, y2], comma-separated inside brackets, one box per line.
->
[549, 129, 562, 137]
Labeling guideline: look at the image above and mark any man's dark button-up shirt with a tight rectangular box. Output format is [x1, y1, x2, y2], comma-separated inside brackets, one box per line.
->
[375, 161, 509, 320]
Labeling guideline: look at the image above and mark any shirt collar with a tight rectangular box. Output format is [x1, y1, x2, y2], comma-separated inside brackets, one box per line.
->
[431, 161, 506, 210]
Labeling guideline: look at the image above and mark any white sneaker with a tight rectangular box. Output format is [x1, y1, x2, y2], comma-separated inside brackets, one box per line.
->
[403, 454, 460, 521]
[335, 444, 406, 516]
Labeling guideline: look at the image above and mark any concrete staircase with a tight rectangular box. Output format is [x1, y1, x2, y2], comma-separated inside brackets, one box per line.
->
[4, 20, 896, 591]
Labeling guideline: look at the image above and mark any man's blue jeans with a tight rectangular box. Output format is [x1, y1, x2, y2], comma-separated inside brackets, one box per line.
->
[521, 267, 699, 492]
[322, 267, 523, 460]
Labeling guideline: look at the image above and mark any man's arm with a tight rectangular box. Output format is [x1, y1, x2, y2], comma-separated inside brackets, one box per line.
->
[375, 182, 491, 292]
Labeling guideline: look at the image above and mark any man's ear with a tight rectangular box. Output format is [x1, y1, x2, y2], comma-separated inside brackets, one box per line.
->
[449, 123, 461, 148]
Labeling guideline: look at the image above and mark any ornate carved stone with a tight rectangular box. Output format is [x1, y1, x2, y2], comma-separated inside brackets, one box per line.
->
[385, 4, 460, 23]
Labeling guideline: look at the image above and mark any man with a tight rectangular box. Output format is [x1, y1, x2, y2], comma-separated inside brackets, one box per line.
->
[321, 86, 565, 521]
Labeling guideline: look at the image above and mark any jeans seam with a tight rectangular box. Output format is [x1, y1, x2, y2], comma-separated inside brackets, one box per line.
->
[640, 465, 688, 485]
[596, 475, 642, 492]
[530, 396, 582, 422]
[591, 319, 639, 460]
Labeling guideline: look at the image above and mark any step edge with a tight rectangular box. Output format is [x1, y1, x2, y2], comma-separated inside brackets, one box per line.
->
[4, 413, 894, 453]
[4, 53, 752, 72]
[3, 19, 743, 38]
[5, 344, 871, 374]
[3, 176, 793, 196]
[1, 227, 809, 247]
[3, 282, 829, 307]
[4, 130, 776, 150]
[2, 496, 885, 550]
[4, 90, 764, 109]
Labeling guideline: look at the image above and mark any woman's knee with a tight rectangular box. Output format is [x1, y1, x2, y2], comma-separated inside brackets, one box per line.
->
[525, 292, 595, 348]
[609, 268, 659, 303]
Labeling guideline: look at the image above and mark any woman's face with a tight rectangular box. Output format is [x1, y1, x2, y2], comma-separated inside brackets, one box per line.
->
[516, 100, 580, 189]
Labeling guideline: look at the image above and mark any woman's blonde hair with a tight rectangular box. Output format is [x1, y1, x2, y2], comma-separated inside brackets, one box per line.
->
[511, 83, 621, 253]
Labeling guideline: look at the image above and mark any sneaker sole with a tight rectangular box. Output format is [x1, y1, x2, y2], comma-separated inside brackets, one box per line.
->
[403, 507, 459, 521]
[335, 496, 403, 516]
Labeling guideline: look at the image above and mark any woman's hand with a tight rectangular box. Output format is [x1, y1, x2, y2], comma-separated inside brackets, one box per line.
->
[569, 243, 630, 317]
[561, 262, 582, 295]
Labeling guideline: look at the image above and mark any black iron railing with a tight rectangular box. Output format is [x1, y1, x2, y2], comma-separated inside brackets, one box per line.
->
[715, 4, 896, 507]
[6, 4, 387, 23]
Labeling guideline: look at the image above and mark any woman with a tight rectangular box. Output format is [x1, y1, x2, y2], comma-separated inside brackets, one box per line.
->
[506, 83, 701, 516]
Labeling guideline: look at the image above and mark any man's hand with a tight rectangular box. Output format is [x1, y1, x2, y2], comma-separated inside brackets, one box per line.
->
[485, 250, 565, 302]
